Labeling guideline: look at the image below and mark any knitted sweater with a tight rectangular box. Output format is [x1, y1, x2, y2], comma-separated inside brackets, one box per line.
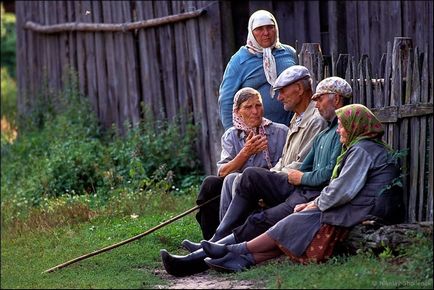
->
[218, 45, 298, 130]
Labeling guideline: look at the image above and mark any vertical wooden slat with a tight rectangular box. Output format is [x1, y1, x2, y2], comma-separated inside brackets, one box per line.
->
[351, 57, 359, 104]
[357, 1, 369, 57]
[368, 1, 381, 75]
[383, 41, 392, 107]
[142, 0, 164, 120]
[293, 1, 307, 43]
[198, 0, 225, 174]
[298, 43, 322, 90]
[56, 1, 68, 90]
[101, 0, 120, 130]
[136, 1, 158, 121]
[345, 1, 359, 61]
[92, 1, 110, 129]
[155, 1, 177, 121]
[427, 117, 433, 221]
[248, 1, 273, 15]
[408, 117, 420, 222]
[121, 1, 141, 125]
[66, 1, 77, 73]
[364, 55, 373, 108]
[171, 1, 189, 134]
[418, 115, 427, 221]
[421, 44, 432, 221]
[111, 0, 129, 133]
[274, 1, 295, 47]
[74, 1, 87, 97]
[81, 1, 98, 115]
[185, 0, 211, 174]
[306, 1, 321, 44]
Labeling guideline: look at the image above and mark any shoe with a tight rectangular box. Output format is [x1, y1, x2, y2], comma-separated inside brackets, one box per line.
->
[181, 239, 202, 253]
[201, 240, 228, 258]
[160, 249, 208, 277]
[204, 252, 254, 273]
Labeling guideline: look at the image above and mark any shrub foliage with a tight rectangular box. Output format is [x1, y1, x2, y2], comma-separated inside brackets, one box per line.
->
[1, 74, 203, 223]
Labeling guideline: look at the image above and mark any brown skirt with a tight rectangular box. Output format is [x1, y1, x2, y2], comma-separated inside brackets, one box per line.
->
[277, 224, 350, 264]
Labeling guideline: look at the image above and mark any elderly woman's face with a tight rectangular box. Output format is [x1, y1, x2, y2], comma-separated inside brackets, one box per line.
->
[236, 95, 264, 128]
[252, 25, 276, 48]
[337, 118, 349, 145]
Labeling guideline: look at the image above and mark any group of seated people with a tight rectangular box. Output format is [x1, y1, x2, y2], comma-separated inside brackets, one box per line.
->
[159, 9, 405, 278]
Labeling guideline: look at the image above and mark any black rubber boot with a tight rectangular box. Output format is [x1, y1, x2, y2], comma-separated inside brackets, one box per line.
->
[204, 252, 254, 273]
[201, 234, 236, 258]
[181, 239, 202, 253]
[209, 195, 252, 242]
[160, 248, 208, 277]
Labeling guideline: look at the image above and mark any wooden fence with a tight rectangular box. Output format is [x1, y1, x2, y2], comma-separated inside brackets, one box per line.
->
[15, 0, 225, 175]
[298, 38, 433, 223]
[15, 1, 433, 222]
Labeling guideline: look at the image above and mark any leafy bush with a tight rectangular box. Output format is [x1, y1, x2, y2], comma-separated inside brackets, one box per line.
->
[1, 67, 17, 123]
[1, 4, 16, 78]
[1, 78, 203, 222]
[107, 112, 202, 195]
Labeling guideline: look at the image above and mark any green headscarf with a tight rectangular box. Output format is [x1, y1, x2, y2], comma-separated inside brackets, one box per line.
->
[331, 104, 390, 179]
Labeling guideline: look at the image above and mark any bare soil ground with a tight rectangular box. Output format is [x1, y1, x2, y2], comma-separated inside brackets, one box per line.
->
[152, 269, 265, 289]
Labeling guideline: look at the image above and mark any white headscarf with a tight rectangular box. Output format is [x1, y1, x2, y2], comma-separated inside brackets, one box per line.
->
[246, 10, 281, 88]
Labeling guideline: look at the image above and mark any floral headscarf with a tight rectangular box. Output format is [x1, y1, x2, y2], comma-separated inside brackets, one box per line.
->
[233, 88, 273, 168]
[331, 104, 390, 179]
[246, 10, 281, 88]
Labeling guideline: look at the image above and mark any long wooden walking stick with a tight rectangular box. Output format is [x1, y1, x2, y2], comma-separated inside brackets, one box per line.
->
[43, 194, 220, 274]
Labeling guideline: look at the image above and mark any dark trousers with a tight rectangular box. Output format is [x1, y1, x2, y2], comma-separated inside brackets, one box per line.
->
[231, 167, 322, 242]
[195, 175, 224, 240]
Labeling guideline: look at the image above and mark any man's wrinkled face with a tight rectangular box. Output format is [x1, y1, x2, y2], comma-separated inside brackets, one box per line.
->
[277, 82, 301, 112]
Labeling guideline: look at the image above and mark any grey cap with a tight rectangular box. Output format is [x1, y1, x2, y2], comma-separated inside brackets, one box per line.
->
[273, 65, 311, 91]
[312, 77, 352, 100]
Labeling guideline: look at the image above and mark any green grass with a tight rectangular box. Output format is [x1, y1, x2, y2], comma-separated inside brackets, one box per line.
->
[1, 193, 202, 289]
[2, 192, 432, 289]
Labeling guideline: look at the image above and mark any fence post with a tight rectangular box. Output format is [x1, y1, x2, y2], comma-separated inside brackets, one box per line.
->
[391, 37, 413, 106]
[298, 43, 323, 90]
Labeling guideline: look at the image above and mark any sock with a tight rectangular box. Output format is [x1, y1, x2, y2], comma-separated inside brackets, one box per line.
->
[227, 241, 248, 255]
[242, 252, 256, 265]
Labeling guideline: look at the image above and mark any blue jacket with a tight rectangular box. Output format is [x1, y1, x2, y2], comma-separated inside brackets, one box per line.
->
[218, 45, 298, 130]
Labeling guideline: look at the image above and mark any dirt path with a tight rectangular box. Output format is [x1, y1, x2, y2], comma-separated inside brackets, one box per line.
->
[153, 269, 264, 289]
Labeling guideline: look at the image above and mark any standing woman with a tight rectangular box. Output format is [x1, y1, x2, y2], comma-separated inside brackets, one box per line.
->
[219, 10, 298, 131]
[203, 104, 404, 272]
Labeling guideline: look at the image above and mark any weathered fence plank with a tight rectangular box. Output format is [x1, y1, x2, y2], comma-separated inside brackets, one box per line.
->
[101, 0, 120, 130]
[198, 0, 225, 171]
[92, 1, 110, 128]
[155, 1, 178, 121]
[121, 1, 140, 126]
[185, 0, 212, 174]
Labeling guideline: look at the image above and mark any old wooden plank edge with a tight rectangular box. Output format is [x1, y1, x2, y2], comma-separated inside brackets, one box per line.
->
[24, 7, 207, 33]
[371, 103, 434, 123]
